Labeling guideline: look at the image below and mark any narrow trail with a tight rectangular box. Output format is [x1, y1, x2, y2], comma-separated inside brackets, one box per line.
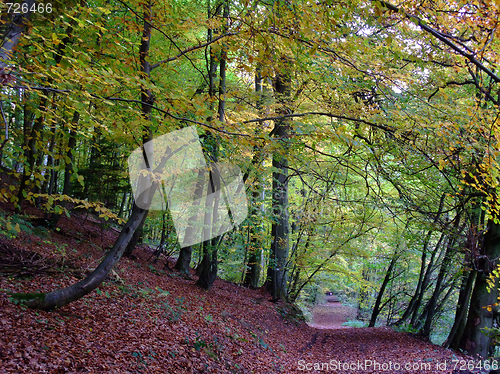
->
[308, 296, 357, 329]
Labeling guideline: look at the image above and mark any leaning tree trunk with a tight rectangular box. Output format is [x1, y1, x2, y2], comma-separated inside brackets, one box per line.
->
[14, 202, 151, 310]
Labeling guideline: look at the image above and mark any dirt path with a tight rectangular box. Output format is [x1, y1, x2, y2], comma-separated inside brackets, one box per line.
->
[308, 297, 358, 329]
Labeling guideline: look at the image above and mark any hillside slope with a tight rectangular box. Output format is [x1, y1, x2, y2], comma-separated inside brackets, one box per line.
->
[0, 206, 478, 373]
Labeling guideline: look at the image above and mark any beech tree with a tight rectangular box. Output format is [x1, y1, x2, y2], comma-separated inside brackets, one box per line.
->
[3, 0, 500, 358]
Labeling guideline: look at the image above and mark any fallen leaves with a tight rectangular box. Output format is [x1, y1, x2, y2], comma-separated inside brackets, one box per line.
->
[0, 208, 479, 373]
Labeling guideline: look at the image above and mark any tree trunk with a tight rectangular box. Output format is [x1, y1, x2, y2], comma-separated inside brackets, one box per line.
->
[369, 253, 397, 327]
[396, 229, 432, 325]
[266, 65, 292, 301]
[459, 221, 500, 358]
[123, 0, 155, 258]
[243, 67, 265, 289]
[410, 232, 444, 328]
[195, 155, 222, 289]
[194, 0, 229, 289]
[18, 202, 151, 310]
[48, 112, 79, 227]
[123, 216, 146, 258]
[175, 245, 193, 276]
[421, 232, 456, 338]
[446, 270, 476, 349]
[196, 238, 219, 290]
[243, 178, 264, 289]
[445, 224, 479, 349]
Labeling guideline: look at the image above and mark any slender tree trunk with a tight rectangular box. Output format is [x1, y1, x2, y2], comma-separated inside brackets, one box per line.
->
[421, 217, 461, 338]
[117, 191, 128, 219]
[243, 67, 265, 289]
[243, 187, 264, 289]
[369, 253, 397, 327]
[48, 112, 79, 227]
[40, 117, 57, 196]
[396, 230, 432, 325]
[410, 232, 444, 327]
[288, 267, 301, 303]
[124, 0, 155, 257]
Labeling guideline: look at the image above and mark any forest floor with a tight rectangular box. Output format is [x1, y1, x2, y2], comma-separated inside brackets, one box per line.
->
[308, 298, 357, 329]
[0, 203, 487, 373]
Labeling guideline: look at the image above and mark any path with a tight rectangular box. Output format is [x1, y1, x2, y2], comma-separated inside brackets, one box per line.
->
[308, 296, 358, 329]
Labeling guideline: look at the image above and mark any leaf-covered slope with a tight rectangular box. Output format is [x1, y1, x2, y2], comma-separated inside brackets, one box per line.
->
[0, 209, 476, 373]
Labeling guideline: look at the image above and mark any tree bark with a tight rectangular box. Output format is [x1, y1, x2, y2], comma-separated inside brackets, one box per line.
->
[194, 0, 228, 289]
[175, 245, 193, 276]
[123, 0, 155, 258]
[265, 65, 292, 301]
[243, 68, 265, 289]
[444, 269, 476, 349]
[195, 166, 221, 289]
[175, 168, 208, 276]
[459, 221, 500, 358]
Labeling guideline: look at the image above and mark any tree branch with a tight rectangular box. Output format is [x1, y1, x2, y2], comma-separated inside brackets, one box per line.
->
[376, 0, 500, 84]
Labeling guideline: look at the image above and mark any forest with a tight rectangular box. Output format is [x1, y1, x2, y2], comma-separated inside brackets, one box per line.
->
[1, 0, 500, 372]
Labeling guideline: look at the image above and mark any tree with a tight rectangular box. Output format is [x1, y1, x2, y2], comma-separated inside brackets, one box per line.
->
[459, 221, 500, 358]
